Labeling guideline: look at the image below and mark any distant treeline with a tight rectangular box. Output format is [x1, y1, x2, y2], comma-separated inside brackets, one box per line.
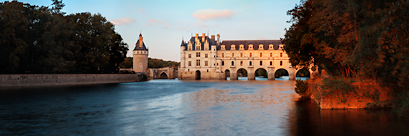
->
[119, 57, 179, 69]
[0, 0, 128, 74]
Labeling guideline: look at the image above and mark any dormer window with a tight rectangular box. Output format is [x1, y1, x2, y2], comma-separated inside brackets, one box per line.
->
[188, 46, 192, 51]
[258, 44, 264, 50]
[239, 44, 244, 50]
[221, 45, 226, 50]
[196, 46, 200, 50]
[279, 44, 284, 50]
[269, 44, 274, 50]
[231, 45, 236, 50]
[249, 44, 253, 50]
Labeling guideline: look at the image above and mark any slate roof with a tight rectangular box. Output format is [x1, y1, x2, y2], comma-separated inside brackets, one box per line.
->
[181, 36, 217, 51]
[219, 40, 283, 50]
[134, 39, 147, 51]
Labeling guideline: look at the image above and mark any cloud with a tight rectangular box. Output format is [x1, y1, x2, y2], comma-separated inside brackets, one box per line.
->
[109, 17, 136, 25]
[145, 19, 163, 26]
[195, 22, 208, 29]
[145, 19, 168, 29]
[138, 8, 145, 13]
[193, 9, 235, 21]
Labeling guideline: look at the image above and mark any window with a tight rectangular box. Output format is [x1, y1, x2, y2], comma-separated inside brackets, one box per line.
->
[240, 61, 243, 66]
[260, 53, 262, 57]
[260, 61, 263, 66]
[188, 61, 191, 66]
[270, 61, 272, 66]
[232, 53, 234, 57]
[188, 46, 192, 50]
[270, 52, 272, 57]
[196, 46, 200, 50]
[249, 61, 252, 66]
[205, 54, 208, 58]
[196, 60, 200, 66]
[232, 61, 234, 66]
[196, 52, 200, 57]
[222, 53, 224, 58]
[240, 53, 243, 57]
[222, 61, 224, 66]
[280, 53, 283, 57]
[188, 54, 191, 58]
[205, 61, 208, 66]
[250, 53, 252, 57]
[280, 61, 283, 66]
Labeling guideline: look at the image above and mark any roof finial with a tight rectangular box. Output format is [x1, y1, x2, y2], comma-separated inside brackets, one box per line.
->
[139, 30, 142, 37]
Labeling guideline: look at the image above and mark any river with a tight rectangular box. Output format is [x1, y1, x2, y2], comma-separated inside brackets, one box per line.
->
[1, 77, 408, 136]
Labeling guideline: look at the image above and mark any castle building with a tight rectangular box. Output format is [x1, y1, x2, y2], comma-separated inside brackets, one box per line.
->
[133, 33, 149, 74]
[178, 33, 297, 80]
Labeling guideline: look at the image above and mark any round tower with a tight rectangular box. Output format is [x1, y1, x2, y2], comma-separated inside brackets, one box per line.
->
[133, 33, 149, 74]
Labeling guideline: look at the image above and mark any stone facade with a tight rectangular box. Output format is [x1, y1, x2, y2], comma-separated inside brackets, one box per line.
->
[147, 67, 177, 79]
[133, 33, 149, 74]
[179, 33, 300, 80]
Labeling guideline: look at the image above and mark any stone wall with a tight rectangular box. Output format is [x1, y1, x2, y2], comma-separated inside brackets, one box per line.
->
[0, 74, 138, 87]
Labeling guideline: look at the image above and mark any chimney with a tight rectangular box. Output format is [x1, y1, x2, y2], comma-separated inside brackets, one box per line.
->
[195, 33, 198, 41]
[202, 33, 205, 42]
[217, 34, 220, 43]
[211, 35, 215, 41]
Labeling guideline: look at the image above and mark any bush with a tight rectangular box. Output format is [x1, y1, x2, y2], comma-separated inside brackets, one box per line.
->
[295, 79, 308, 95]
[394, 91, 409, 119]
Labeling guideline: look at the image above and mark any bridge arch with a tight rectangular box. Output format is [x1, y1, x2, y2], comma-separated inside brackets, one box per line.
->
[295, 67, 311, 80]
[224, 69, 230, 80]
[159, 72, 168, 79]
[274, 68, 290, 80]
[237, 68, 248, 80]
[255, 68, 268, 79]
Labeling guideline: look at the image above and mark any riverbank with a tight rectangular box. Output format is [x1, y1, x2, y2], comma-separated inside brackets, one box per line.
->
[0, 74, 140, 87]
[305, 77, 392, 109]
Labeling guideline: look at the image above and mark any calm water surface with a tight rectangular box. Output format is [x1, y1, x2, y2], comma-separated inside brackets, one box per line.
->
[1, 77, 408, 136]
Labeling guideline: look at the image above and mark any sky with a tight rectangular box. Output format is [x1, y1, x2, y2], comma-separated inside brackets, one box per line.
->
[22, 0, 301, 62]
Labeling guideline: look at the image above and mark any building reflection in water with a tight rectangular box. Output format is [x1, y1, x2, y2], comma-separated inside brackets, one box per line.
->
[179, 80, 300, 135]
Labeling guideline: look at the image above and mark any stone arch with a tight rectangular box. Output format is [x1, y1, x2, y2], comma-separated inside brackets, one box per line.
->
[159, 72, 168, 79]
[295, 67, 313, 80]
[225, 69, 230, 80]
[255, 68, 268, 79]
[274, 68, 290, 80]
[195, 70, 201, 80]
[237, 68, 248, 80]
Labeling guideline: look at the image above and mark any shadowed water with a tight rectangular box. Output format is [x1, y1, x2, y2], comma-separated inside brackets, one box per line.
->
[0, 77, 408, 135]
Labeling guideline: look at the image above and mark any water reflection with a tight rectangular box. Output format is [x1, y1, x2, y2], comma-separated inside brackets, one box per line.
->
[0, 79, 408, 135]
